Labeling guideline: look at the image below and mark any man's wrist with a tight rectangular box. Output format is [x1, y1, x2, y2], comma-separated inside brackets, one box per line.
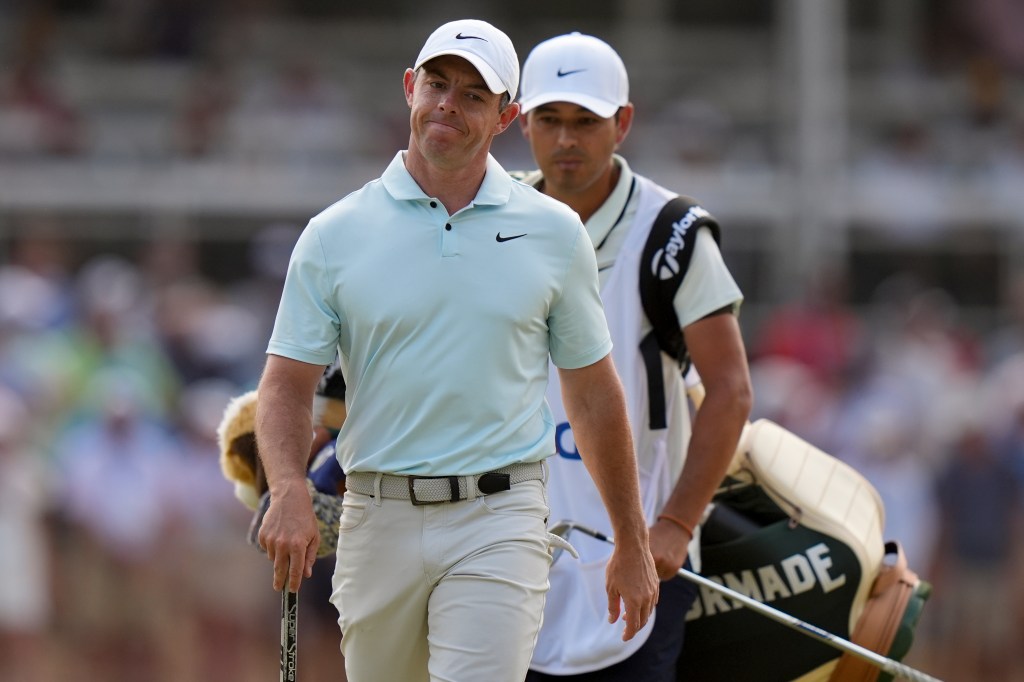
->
[269, 474, 311, 498]
[657, 513, 695, 539]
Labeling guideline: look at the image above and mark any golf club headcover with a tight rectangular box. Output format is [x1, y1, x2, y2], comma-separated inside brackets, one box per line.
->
[216, 390, 263, 510]
[216, 365, 348, 558]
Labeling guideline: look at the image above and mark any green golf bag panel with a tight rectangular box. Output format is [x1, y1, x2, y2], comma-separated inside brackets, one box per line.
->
[677, 417, 931, 681]
[678, 486, 862, 682]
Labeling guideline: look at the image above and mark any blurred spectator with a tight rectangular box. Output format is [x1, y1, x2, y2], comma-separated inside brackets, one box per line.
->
[225, 221, 304, 361]
[52, 367, 180, 561]
[847, 400, 940, 570]
[929, 415, 1022, 681]
[101, 0, 215, 59]
[852, 118, 949, 242]
[0, 265, 67, 339]
[153, 278, 266, 386]
[747, 357, 841, 451]
[164, 378, 275, 681]
[986, 271, 1024, 368]
[5, 220, 76, 329]
[49, 367, 182, 680]
[138, 231, 205, 289]
[962, 0, 1024, 74]
[754, 266, 866, 392]
[59, 256, 180, 419]
[869, 277, 982, 457]
[647, 95, 736, 168]
[1, 254, 183, 458]
[937, 53, 1019, 176]
[0, 386, 51, 682]
[173, 61, 235, 158]
[227, 56, 355, 165]
[0, 56, 83, 157]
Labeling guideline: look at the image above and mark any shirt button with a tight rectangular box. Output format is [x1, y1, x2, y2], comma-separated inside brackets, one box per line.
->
[430, 201, 437, 208]
[445, 224, 452, 231]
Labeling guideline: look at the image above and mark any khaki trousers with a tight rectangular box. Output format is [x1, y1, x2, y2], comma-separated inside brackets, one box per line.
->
[331, 479, 552, 682]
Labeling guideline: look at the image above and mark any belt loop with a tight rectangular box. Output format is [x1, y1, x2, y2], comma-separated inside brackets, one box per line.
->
[465, 474, 478, 502]
[373, 472, 383, 506]
[541, 459, 549, 484]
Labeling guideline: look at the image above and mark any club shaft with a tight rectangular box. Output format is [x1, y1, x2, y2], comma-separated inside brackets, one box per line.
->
[561, 521, 941, 682]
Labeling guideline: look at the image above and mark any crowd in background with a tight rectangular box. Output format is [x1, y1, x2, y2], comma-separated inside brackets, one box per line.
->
[2, 1, 1024, 681]
[1, 0, 1023, 176]
[2, 219, 1024, 682]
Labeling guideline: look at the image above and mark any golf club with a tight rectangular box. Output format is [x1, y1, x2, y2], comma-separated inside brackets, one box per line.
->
[548, 520, 942, 682]
[280, 573, 298, 682]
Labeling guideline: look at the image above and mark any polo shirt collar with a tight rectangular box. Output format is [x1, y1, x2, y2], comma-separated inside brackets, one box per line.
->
[382, 151, 513, 206]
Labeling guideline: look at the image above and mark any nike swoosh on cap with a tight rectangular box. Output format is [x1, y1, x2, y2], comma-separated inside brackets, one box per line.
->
[496, 233, 527, 242]
[556, 68, 586, 77]
[456, 33, 486, 40]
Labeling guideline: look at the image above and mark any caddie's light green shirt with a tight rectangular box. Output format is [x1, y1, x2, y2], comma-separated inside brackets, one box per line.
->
[268, 151, 612, 475]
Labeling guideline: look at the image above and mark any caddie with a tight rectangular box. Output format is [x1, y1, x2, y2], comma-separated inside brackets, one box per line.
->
[514, 32, 753, 681]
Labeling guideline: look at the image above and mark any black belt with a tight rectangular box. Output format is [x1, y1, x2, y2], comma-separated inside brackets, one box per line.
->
[344, 461, 545, 505]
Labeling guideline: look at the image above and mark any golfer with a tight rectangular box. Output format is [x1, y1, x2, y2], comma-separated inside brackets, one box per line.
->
[254, 19, 658, 682]
[514, 33, 752, 681]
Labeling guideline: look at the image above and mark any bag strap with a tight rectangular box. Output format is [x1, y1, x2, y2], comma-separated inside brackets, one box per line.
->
[639, 195, 721, 429]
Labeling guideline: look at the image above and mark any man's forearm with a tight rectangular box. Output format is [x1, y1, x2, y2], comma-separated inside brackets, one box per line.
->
[561, 359, 649, 545]
[255, 356, 324, 495]
[256, 395, 314, 494]
[662, 375, 751, 530]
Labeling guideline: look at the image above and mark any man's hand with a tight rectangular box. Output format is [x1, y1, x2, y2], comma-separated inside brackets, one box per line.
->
[255, 354, 328, 593]
[257, 478, 319, 592]
[649, 518, 691, 580]
[605, 541, 660, 641]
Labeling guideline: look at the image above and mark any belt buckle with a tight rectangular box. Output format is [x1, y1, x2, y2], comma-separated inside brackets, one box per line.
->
[407, 475, 462, 506]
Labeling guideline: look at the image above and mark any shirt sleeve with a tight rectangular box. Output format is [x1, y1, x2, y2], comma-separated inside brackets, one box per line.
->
[266, 221, 343, 365]
[674, 227, 744, 329]
[548, 225, 614, 369]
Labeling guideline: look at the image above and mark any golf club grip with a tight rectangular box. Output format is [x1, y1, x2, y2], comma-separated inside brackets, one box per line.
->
[280, 587, 298, 682]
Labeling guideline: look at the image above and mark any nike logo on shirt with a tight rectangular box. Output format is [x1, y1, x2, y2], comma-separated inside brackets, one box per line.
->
[496, 233, 527, 243]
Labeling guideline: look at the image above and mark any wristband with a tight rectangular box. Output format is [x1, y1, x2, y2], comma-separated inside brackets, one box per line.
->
[657, 513, 695, 538]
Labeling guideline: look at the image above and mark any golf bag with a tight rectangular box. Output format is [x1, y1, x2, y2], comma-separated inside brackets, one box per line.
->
[635, 199, 930, 681]
[676, 418, 931, 682]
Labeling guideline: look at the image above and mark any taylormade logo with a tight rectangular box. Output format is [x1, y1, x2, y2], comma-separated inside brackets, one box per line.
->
[684, 542, 847, 621]
[650, 205, 709, 280]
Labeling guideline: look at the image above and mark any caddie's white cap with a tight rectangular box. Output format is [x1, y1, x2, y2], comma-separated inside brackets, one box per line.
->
[519, 32, 628, 119]
[414, 19, 520, 100]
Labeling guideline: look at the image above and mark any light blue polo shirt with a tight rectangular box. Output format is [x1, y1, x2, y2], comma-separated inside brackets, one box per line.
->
[268, 151, 612, 476]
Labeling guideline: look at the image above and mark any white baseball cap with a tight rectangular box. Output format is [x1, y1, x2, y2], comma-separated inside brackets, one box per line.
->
[414, 19, 520, 100]
[519, 32, 629, 119]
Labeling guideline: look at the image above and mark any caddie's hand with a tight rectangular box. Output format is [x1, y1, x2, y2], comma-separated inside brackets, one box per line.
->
[257, 478, 319, 593]
[650, 518, 691, 580]
[605, 544, 659, 641]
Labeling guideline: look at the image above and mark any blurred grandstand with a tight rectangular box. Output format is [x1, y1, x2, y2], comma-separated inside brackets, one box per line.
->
[1, 1, 1023, 680]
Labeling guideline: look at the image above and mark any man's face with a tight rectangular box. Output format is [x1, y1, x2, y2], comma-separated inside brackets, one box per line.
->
[404, 55, 518, 170]
[520, 101, 631, 197]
